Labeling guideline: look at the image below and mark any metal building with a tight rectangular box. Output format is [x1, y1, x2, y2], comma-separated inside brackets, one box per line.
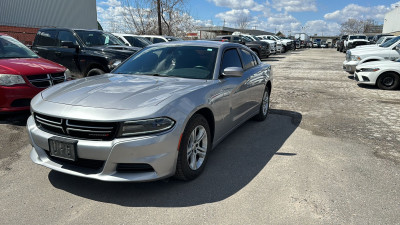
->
[383, 7, 400, 35]
[0, 0, 97, 44]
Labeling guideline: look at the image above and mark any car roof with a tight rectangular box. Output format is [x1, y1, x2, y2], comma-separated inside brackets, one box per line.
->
[150, 40, 241, 48]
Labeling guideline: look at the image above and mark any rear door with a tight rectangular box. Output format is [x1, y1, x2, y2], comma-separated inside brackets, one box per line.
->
[54, 30, 81, 75]
[32, 30, 58, 61]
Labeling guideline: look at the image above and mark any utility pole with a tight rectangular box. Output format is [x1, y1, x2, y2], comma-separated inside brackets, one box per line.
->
[157, 0, 162, 35]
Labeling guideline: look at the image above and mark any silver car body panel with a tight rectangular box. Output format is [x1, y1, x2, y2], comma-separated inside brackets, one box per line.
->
[27, 41, 273, 181]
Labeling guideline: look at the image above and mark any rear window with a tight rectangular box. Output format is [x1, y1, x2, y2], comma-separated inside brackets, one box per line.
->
[35, 30, 57, 46]
[240, 49, 256, 70]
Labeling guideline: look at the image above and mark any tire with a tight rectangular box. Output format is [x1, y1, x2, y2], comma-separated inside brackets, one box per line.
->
[174, 114, 211, 181]
[377, 72, 400, 90]
[253, 86, 270, 121]
[86, 68, 105, 77]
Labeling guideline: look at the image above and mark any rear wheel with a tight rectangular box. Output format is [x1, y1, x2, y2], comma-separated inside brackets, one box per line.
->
[377, 72, 400, 90]
[253, 86, 270, 121]
[175, 114, 211, 181]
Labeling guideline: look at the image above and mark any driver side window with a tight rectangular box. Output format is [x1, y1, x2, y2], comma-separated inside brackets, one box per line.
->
[221, 48, 242, 73]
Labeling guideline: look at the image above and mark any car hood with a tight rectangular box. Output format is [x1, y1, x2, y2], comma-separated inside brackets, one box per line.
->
[357, 60, 400, 69]
[41, 74, 209, 110]
[0, 57, 65, 75]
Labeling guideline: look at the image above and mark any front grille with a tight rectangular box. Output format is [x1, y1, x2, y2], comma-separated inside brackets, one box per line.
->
[27, 72, 66, 88]
[34, 113, 119, 141]
[44, 150, 104, 172]
[116, 163, 154, 173]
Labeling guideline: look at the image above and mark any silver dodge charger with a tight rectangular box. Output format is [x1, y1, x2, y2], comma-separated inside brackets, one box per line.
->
[27, 41, 273, 182]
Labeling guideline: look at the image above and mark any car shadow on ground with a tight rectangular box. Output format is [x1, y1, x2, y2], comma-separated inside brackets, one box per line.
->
[0, 111, 30, 126]
[48, 109, 302, 207]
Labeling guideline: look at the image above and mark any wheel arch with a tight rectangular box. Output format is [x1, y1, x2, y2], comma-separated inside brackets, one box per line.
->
[84, 63, 108, 76]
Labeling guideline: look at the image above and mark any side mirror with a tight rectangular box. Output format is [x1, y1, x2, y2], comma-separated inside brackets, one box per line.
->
[61, 41, 79, 52]
[222, 67, 243, 77]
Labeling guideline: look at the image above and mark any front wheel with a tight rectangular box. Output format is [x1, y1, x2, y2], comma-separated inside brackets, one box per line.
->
[377, 72, 400, 90]
[86, 68, 105, 77]
[175, 114, 211, 181]
[253, 86, 270, 121]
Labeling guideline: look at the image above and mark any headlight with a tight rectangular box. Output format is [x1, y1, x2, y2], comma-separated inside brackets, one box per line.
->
[108, 59, 122, 70]
[351, 55, 361, 61]
[64, 69, 72, 80]
[360, 68, 380, 72]
[118, 117, 175, 137]
[0, 74, 26, 86]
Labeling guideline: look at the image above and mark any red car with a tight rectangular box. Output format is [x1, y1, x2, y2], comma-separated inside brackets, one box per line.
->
[0, 34, 69, 113]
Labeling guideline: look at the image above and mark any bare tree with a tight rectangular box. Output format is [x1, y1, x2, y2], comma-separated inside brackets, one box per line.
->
[340, 19, 377, 35]
[236, 15, 250, 30]
[121, 0, 195, 37]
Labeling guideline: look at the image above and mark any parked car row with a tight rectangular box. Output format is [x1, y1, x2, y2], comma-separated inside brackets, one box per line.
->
[342, 35, 400, 90]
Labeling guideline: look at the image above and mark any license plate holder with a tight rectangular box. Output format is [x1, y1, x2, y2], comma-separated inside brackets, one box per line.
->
[48, 137, 78, 161]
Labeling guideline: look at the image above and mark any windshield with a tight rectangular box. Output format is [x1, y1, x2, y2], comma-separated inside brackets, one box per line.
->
[113, 45, 218, 79]
[380, 36, 400, 48]
[75, 31, 125, 47]
[124, 36, 152, 48]
[349, 36, 367, 40]
[242, 36, 253, 42]
[0, 35, 38, 59]
[166, 37, 183, 42]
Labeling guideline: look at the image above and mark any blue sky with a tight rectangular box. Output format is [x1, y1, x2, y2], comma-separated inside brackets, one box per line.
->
[96, 0, 400, 35]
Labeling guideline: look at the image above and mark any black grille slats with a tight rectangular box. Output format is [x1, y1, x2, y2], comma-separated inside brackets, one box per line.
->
[34, 113, 119, 141]
[27, 72, 66, 88]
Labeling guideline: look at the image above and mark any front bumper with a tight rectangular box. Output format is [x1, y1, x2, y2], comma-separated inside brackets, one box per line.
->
[27, 116, 180, 182]
[342, 60, 359, 73]
[0, 85, 43, 113]
[354, 71, 378, 85]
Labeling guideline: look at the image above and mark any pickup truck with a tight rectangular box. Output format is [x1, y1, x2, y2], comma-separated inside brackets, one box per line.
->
[342, 36, 400, 74]
[344, 34, 369, 51]
[32, 28, 140, 77]
[217, 35, 270, 59]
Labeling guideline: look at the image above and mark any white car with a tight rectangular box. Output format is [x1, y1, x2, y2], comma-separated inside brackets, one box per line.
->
[343, 36, 400, 74]
[258, 35, 290, 52]
[355, 36, 396, 50]
[355, 60, 400, 90]
[112, 33, 153, 48]
[236, 33, 276, 54]
[139, 35, 182, 43]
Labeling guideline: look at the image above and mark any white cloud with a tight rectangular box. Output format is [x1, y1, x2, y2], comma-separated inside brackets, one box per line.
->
[99, 0, 121, 7]
[304, 20, 340, 36]
[324, 3, 394, 23]
[215, 9, 251, 25]
[270, 0, 317, 12]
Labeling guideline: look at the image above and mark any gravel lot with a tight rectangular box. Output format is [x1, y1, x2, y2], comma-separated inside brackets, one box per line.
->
[0, 48, 399, 224]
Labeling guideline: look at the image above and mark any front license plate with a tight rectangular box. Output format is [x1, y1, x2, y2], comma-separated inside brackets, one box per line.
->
[48, 137, 78, 161]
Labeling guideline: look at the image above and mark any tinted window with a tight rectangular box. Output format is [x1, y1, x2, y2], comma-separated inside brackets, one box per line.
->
[36, 30, 57, 46]
[166, 37, 182, 41]
[124, 36, 151, 48]
[153, 38, 166, 43]
[221, 49, 242, 72]
[381, 36, 400, 48]
[239, 49, 255, 69]
[233, 37, 240, 41]
[0, 35, 38, 59]
[57, 31, 78, 46]
[75, 30, 124, 46]
[113, 46, 218, 80]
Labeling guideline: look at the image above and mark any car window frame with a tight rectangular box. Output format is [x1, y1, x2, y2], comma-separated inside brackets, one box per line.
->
[56, 30, 80, 47]
[238, 48, 257, 71]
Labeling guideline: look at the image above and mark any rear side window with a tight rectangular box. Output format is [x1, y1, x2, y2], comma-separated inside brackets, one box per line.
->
[221, 48, 242, 72]
[239, 49, 255, 70]
[153, 38, 166, 43]
[35, 30, 57, 46]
